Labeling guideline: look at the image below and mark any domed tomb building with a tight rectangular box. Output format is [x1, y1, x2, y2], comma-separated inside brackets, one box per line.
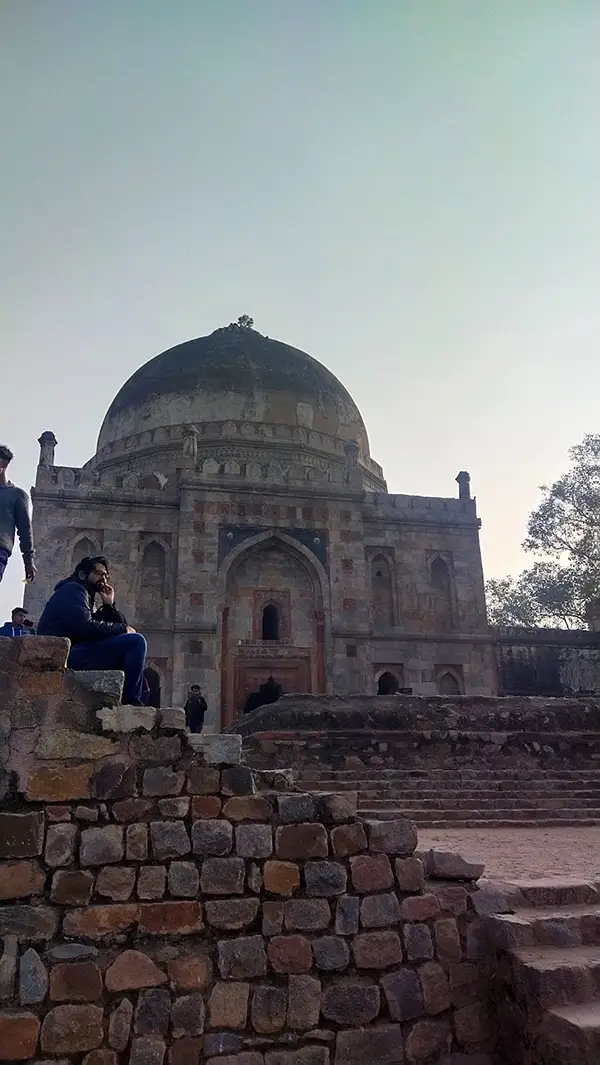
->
[26, 323, 495, 727]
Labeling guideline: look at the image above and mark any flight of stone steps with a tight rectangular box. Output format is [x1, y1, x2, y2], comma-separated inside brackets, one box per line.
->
[490, 879, 600, 1064]
[296, 767, 600, 828]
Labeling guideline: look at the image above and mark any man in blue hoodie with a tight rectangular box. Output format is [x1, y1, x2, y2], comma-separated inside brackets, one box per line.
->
[0, 607, 35, 637]
[37, 555, 147, 705]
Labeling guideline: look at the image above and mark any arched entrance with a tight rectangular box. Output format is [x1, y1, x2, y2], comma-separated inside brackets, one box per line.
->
[219, 533, 328, 726]
[377, 671, 400, 695]
[144, 667, 161, 708]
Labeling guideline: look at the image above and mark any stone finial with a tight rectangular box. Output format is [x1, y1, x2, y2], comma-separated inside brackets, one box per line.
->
[456, 471, 471, 500]
[586, 597, 600, 632]
[182, 425, 199, 463]
[37, 431, 58, 468]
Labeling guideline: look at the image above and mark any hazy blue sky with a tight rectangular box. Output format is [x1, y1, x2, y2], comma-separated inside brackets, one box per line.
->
[2, 1, 599, 617]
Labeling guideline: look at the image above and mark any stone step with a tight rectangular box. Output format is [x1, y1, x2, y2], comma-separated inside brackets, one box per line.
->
[360, 796, 600, 810]
[489, 905, 600, 950]
[358, 809, 600, 827]
[538, 999, 600, 1063]
[299, 775, 600, 788]
[509, 944, 600, 1009]
[359, 805, 600, 819]
[297, 768, 600, 779]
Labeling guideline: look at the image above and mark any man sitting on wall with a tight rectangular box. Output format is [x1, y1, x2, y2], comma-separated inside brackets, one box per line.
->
[0, 606, 35, 637]
[37, 555, 147, 705]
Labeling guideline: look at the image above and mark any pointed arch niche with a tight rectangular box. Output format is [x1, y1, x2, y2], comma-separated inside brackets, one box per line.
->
[138, 540, 167, 620]
[71, 536, 100, 571]
[429, 554, 455, 631]
[218, 531, 330, 727]
[366, 547, 397, 630]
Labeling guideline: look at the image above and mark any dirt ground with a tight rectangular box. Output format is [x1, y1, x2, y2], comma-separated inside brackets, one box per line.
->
[417, 825, 600, 882]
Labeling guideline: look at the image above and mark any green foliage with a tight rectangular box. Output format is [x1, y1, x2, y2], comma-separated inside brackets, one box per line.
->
[486, 434, 600, 628]
[236, 314, 254, 329]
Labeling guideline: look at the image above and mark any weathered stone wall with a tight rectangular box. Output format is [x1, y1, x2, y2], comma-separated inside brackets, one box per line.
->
[0, 639, 500, 1064]
[496, 628, 600, 697]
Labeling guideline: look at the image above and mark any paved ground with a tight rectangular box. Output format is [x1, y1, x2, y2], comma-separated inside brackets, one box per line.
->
[418, 825, 600, 882]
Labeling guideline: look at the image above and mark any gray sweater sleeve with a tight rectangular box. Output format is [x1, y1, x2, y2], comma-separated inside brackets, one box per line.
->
[14, 488, 34, 559]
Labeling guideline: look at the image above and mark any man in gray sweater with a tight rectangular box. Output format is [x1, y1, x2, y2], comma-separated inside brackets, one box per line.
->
[0, 445, 35, 584]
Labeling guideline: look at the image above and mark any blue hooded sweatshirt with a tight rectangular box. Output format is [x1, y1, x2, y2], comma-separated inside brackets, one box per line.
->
[37, 576, 128, 644]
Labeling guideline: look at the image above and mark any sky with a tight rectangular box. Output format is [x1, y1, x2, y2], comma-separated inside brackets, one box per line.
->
[1, 1, 599, 618]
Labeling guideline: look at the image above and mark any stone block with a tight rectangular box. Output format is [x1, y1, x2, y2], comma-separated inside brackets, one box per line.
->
[277, 794, 316, 823]
[0, 860, 45, 900]
[202, 734, 242, 765]
[251, 984, 287, 1033]
[424, 850, 484, 882]
[316, 792, 358, 823]
[435, 918, 462, 961]
[367, 819, 417, 856]
[449, 962, 484, 1008]
[74, 806, 99, 822]
[287, 973, 321, 1030]
[206, 899, 259, 930]
[268, 935, 313, 973]
[143, 767, 185, 797]
[0, 935, 17, 1000]
[169, 1037, 203, 1065]
[263, 860, 300, 896]
[134, 988, 171, 1035]
[16, 635, 69, 670]
[97, 705, 157, 732]
[331, 823, 367, 859]
[335, 895, 360, 935]
[113, 798, 153, 822]
[247, 862, 263, 894]
[432, 884, 468, 916]
[360, 891, 401, 928]
[19, 948, 48, 1005]
[284, 899, 330, 932]
[223, 796, 273, 821]
[236, 823, 273, 858]
[262, 901, 284, 937]
[350, 854, 393, 893]
[217, 936, 267, 980]
[49, 961, 102, 1002]
[203, 1032, 244, 1058]
[139, 869, 169, 903]
[171, 993, 205, 1037]
[322, 983, 380, 1026]
[276, 823, 328, 860]
[401, 894, 440, 921]
[305, 860, 347, 897]
[105, 950, 167, 991]
[454, 1002, 493, 1045]
[395, 857, 425, 894]
[44, 944, 98, 963]
[89, 757, 135, 800]
[83, 1052, 118, 1065]
[187, 765, 221, 794]
[159, 707, 187, 730]
[139, 902, 203, 935]
[191, 818, 233, 856]
[108, 996, 133, 1051]
[80, 825, 123, 866]
[201, 857, 245, 895]
[168, 862, 200, 898]
[266, 1052, 328, 1065]
[35, 729, 117, 760]
[129, 1036, 166, 1065]
[158, 797, 190, 818]
[150, 821, 191, 860]
[403, 923, 434, 962]
[126, 823, 148, 861]
[45, 824, 78, 868]
[26, 765, 91, 802]
[334, 1025, 403, 1065]
[312, 936, 349, 971]
[208, 982, 250, 1028]
[419, 961, 451, 1015]
[191, 795, 222, 819]
[72, 668, 123, 704]
[51, 870, 94, 906]
[167, 951, 213, 991]
[381, 968, 424, 1021]
[221, 766, 255, 795]
[130, 735, 182, 764]
[353, 930, 402, 968]
[0, 905, 58, 940]
[62, 904, 139, 939]
[0, 1009, 40, 1060]
[405, 1018, 451, 1063]
[96, 865, 136, 901]
[40, 1004, 104, 1054]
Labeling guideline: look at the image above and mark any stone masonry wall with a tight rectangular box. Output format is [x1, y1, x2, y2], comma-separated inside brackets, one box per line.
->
[0, 638, 500, 1064]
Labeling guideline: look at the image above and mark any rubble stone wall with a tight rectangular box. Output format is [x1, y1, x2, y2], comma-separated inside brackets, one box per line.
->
[0, 637, 500, 1064]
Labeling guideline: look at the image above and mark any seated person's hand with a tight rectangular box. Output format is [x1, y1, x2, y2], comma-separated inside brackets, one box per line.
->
[99, 582, 115, 606]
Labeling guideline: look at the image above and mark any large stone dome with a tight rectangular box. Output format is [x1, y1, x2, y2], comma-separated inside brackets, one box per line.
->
[97, 324, 370, 455]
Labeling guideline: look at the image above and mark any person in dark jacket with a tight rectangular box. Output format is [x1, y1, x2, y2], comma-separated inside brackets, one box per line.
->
[0, 607, 35, 637]
[184, 685, 207, 733]
[37, 555, 147, 705]
[0, 444, 35, 583]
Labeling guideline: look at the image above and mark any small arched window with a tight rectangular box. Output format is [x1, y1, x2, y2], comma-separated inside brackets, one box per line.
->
[377, 671, 400, 695]
[261, 603, 280, 641]
[72, 537, 97, 571]
[371, 554, 394, 628]
[438, 671, 461, 695]
[430, 556, 454, 630]
[431, 556, 450, 594]
[139, 541, 167, 619]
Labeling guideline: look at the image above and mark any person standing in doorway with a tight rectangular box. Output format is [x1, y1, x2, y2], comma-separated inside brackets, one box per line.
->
[184, 684, 207, 733]
[0, 445, 35, 584]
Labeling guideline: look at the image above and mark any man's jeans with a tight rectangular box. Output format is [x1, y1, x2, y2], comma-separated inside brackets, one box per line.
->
[67, 633, 147, 705]
[0, 548, 9, 583]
